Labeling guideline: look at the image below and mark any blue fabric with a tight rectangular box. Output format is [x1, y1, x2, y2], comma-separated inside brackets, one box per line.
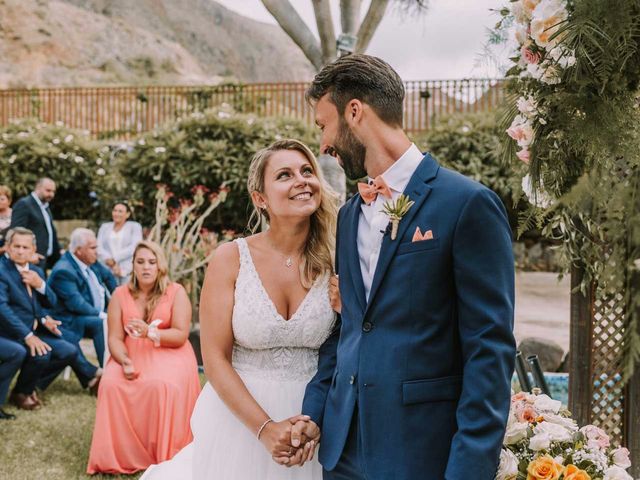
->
[0, 336, 26, 405]
[47, 252, 116, 326]
[302, 154, 516, 480]
[323, 407, 365, 480]
[37, 328, 96, 389]
[9, 194, 60, 266]
[0, 256, 57, 341]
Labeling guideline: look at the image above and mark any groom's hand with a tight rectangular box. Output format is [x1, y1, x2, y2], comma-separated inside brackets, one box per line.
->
[288, 418, 320, 467]
[329, 274, 341, 313]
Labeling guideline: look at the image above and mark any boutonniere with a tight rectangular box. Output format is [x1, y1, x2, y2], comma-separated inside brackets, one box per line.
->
[382, 194, 415, 240]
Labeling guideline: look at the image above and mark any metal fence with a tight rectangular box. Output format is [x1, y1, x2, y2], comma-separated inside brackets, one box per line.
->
[0, 79, 505, 139]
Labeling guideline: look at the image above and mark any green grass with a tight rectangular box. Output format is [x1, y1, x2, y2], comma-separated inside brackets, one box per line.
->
[0, 376, 142, 480]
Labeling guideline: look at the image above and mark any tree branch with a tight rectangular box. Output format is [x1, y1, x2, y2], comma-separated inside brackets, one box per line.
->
[260, 0, 324, 70]
[340, 0, 362, 35]
[355, 0, 391, 53]
[312, 0, 337, 64]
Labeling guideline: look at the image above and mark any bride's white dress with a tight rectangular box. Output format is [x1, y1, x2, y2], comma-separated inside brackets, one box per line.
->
[142, 238, 335, 479]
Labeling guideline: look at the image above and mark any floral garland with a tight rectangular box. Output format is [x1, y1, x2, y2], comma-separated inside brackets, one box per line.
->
[496, 0, 640, 383]
[497, 391, 634, 480]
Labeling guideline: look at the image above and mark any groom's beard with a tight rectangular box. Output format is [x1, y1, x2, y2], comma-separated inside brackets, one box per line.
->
[334, 118, 367, 180]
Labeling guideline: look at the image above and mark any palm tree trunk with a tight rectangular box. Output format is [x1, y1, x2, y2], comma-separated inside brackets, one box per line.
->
[312, 0, 337, 65]
[356, 0, 391, 53]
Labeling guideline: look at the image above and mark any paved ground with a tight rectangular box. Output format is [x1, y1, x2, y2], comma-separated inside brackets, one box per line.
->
[515, 271, 570, 353]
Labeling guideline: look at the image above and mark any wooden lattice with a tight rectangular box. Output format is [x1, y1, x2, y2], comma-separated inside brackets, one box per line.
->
[590, 291, 626, 444]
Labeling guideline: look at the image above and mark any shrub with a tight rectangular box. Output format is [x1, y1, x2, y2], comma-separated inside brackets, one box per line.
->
[413, 111, 527, 232]
[0, 119, 113, 220]
[116, 108, 319, 231]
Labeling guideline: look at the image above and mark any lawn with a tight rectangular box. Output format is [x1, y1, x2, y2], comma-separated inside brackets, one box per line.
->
[0, 375, 142, 480]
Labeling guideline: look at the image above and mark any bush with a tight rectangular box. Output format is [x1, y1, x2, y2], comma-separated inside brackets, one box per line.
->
[413, 111, 527, 232]
[0, 119, 113, 221]
[116, 108, 320, 231]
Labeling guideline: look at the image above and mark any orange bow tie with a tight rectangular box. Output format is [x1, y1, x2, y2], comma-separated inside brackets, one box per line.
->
[357, 176, 392, 205]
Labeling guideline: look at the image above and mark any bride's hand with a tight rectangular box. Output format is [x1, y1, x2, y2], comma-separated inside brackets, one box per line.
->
[329, 274, 341, 314]
[260, 415, 311, 463]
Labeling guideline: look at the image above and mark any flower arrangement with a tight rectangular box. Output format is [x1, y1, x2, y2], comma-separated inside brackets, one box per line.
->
[147, 183, 231, 310]
[497, 391, 634, 480]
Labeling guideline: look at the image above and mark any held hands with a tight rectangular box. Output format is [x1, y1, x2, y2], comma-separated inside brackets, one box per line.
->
[329, 274, 341, 314]
[262, 415, 320, 468]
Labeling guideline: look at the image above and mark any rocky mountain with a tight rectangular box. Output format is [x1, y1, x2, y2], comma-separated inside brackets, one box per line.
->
[0, 0, 315, 87]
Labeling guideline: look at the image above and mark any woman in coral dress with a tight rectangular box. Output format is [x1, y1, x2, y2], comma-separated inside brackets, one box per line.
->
[87, 240, 201, 475]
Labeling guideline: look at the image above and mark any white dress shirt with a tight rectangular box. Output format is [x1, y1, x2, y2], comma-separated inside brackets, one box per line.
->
[70, 253, 107, 320]
[357, 144, 424, 301]
[31, 192, 54, 256]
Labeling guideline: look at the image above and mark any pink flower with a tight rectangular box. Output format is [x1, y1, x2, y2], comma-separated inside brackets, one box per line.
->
[580, 425, 610, 450]
[512, 392, 528, 402]
[521, 405, 538, 423]
[506, 115, 534, 147]
[521, 46, 542, 65]
[611, 447, 631, 469]
[516, 149, 531, 164]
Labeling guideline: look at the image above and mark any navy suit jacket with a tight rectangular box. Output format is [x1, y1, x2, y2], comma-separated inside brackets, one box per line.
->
[0, 255, 57, 341]
[9, 194, 60, 264]
[47, 252, 116, 325]
[302, 154, 516, 479]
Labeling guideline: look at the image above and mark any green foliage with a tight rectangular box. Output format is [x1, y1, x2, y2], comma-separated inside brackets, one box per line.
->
[116, 108, 319, 231]
[0, 119, 112, 220]
[498, 0, 640, 379]
[414, 111, 527, 232]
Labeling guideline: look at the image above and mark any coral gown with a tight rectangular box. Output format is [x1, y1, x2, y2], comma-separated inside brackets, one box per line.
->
[87, 283, 201, 474]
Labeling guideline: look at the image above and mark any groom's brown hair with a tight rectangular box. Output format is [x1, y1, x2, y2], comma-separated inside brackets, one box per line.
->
[306, 54, 405, 128]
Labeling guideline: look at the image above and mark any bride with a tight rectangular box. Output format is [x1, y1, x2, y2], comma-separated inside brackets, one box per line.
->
[142, 139, 338, 479]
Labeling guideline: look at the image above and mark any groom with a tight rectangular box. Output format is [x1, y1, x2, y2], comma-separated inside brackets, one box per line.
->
[292, 54, 516, 479]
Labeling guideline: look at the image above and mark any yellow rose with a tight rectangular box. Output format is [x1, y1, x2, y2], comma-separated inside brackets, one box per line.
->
[564, 464, 591, 480]
[526, 455, 564, 480]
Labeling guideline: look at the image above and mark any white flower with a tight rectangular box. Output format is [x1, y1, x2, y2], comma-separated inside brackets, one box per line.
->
[510, 1, 528, 24]
[604, 466, 633, 480]
[138, 139, 146, 146]
[52, 138, 60, 144]
[522, 174, 554, 209]
[96, 168, 106, 176]
[531, 0, 568, 49]
[74, 155, 84, 163]
[543, 413, 579, 432]
[64, 134, 74, 143]
[0, 143, 4, 149]
[530, 432, 551, 451]
[8, 154, 16, 164]
[611, 447, 631, 469]
[527, 63, 545, 80]
[534, 394, 562, 414]
[514, 24, 530, 45]
[580, 425, 610, 450]
[496, 449, 519, 480]
[17, 131, 28, 138]
[533, 421, 573, 443]
[517, 96, 538, 117]
[58, 152, 68, 159]
[549, 46, 577, 68]
[634, 258, 640, 270]
[96, 158, 103, 165]
[217, 111, 231, 119]
[504, 421, 529, 445]
[154, 146, 166, 154]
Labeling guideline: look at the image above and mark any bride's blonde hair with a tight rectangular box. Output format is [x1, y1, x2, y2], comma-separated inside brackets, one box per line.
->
[247, 139, 338, 288]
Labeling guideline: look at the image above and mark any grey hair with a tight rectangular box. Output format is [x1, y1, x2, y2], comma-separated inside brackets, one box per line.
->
[6, 227, 36, 246]
[36, 177, 55, 188]
[69, 228, 96, 251]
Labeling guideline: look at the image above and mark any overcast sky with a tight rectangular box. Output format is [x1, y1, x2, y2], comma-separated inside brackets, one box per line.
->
[214, 0, 508, 80]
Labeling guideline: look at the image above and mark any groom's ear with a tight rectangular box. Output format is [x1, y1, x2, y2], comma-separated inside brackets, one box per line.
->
[344, 99, 364, 126]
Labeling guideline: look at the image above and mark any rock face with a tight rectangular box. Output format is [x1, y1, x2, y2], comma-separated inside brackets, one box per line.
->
[0, 0, 315, 87]
[518, 336, 566, 373]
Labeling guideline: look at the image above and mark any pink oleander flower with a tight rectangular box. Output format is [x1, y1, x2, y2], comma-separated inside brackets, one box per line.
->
[580, 425, 610, 450]
[507, 115, 534, 147]
[521, 46, 542, 65]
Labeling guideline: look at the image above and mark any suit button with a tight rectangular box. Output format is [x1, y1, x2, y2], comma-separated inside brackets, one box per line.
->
[349, 375, 355, 385]
[362, 322, 373, 332]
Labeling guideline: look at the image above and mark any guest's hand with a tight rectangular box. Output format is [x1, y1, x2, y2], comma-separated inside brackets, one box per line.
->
[112, 265, 122, 277]
[42, 316, 62, 336]
[329, 274, 341, 314]
[260, 415, 309, 462]
[20, 270, 44, 290]
[31, 253, 44, 264]
[122, 358, 139, 380]
[25, 335, 51, 356]
[105, 258, 116, 267]
[125, 318, 148, 338]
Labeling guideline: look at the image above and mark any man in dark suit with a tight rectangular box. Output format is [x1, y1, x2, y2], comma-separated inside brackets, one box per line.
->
[47, 228, 116, 393]
[9, 178, 60, 272]
[297, 55, 515, 479]
[0, 227, 77, 411]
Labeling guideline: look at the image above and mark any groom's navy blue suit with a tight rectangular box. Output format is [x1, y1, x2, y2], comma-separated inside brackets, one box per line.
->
[303, 153, 516, 479]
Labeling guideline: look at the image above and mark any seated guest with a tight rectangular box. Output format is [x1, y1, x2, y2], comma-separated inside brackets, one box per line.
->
[0, 185, 12, 253]
[47, 228, 116, 392]
[97, 201, 143, 285]
[87, 241, 200, 475]
[0, 227, 77, 411]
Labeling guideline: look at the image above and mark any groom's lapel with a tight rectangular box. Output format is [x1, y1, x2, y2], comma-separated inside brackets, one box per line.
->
[343, 195, 367, 313]
[364, 154, 439, 313]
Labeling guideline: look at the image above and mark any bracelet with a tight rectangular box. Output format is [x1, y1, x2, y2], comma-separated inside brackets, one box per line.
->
[256, 418, 273, 440]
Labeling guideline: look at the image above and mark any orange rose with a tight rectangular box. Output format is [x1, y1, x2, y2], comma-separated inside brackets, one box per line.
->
[564, 465, 591, 480]
[526, 455, 563, 480]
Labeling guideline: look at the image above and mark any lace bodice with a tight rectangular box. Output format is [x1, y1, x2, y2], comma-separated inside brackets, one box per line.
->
[231, 238, 336, 381]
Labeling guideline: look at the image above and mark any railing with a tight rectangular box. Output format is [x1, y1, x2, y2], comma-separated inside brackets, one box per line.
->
[0, 79, 505, 139]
